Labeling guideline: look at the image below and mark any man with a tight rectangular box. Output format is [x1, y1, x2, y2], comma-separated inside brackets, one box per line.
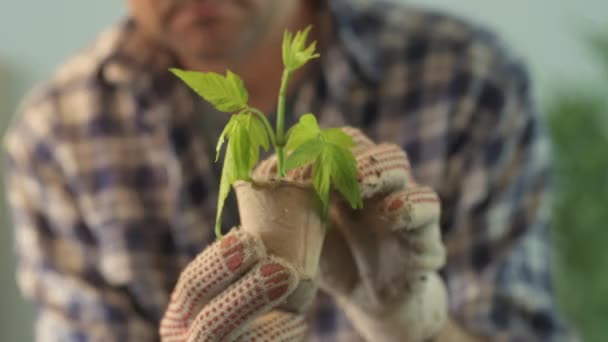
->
[3, 0, 576, 340]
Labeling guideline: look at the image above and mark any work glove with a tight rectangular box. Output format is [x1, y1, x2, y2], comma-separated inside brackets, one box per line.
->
[159, 229, 308, 341]
[254, 127, 448, 341]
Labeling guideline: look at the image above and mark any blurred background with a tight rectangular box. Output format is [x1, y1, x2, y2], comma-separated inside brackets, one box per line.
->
[1, 1, 606, 341]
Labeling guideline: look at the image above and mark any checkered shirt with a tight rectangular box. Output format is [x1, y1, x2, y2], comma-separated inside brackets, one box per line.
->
[3, 0, 577, 341]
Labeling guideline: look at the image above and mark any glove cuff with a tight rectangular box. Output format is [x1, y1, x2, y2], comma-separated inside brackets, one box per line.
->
[337, 272, 448, 342]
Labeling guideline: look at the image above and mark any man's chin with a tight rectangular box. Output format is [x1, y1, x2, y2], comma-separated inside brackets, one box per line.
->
[170, 29, 246, 58]
[170, 41, 243, 68]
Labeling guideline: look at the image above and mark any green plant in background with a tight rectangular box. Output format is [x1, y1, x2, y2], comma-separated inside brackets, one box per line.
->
[170, 26, 362, 237]
[546, 28, 608, 342]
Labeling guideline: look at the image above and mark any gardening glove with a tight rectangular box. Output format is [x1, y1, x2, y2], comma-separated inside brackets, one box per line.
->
[159, 229, 308, 341]
[253, 127, 448, 341]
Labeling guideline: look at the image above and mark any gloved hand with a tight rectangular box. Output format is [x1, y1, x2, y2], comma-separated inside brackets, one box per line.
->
[254, 127, 448, 341]
[159, 229, 308, 341]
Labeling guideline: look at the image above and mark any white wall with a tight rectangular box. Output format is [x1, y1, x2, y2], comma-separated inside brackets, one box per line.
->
[0, 3, 125, 341]
[1, 1, 606, 341]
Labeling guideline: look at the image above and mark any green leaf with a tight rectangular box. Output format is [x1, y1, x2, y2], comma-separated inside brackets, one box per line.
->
[230, 117, 252, 179]
[313, 152, 332, 220]
[326, 145, 362, 210]
[248, 107, 277, 147]
[321, 128, 355, 149]
[226, 70, 248, 105]
[246, 111, 270, 152]
[282, 30, 294, 69]
[287, 120, 363, 217]
[286, 113, 321, 150]
[216, 145, 236, 237]
[282, 25, 320, 71]
[169, 68, 248, 112]
[312, 144, 362, 220]
[214, 112, 271, 236]
[285, 138, 324, 171]
[228, 113, 268, 179]
[216, 112, 269, 165]
[290, 132, 362, 220]
[216, 115, 238, 161]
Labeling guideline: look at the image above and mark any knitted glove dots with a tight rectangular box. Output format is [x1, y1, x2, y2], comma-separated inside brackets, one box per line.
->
[160, 230, 307, 342]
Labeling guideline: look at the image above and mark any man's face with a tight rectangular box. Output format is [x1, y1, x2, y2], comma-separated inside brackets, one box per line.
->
[128, 0, 296, 62]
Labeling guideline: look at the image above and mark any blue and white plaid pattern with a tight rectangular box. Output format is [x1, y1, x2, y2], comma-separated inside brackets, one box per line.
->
[3, 1, 576, 341]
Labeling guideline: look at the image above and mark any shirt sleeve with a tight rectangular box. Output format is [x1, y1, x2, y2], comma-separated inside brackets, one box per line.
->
[3, 92, 159, 342]
[440, 40, 578, 341]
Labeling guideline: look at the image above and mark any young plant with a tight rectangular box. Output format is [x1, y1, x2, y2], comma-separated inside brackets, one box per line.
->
[170, 26, 362, 238]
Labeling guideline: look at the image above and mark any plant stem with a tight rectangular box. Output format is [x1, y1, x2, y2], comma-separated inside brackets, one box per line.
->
[276, 69, 292, 177]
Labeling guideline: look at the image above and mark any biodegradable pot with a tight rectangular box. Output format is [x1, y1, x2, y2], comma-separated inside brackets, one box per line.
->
[233, 179, 324, 312]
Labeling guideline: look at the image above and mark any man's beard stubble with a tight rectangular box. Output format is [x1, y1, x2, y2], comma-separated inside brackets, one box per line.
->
[157, 0, 280, 62]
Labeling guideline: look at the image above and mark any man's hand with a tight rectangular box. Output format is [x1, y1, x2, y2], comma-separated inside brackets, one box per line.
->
[159, 229, 308, 341]
[254, 127, 448, 341]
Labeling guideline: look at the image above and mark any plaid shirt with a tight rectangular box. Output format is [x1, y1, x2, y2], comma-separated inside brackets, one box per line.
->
[3, 1, 576, 341]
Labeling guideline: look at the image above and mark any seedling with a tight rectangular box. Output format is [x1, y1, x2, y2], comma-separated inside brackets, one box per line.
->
[170, 26, 362, 238]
